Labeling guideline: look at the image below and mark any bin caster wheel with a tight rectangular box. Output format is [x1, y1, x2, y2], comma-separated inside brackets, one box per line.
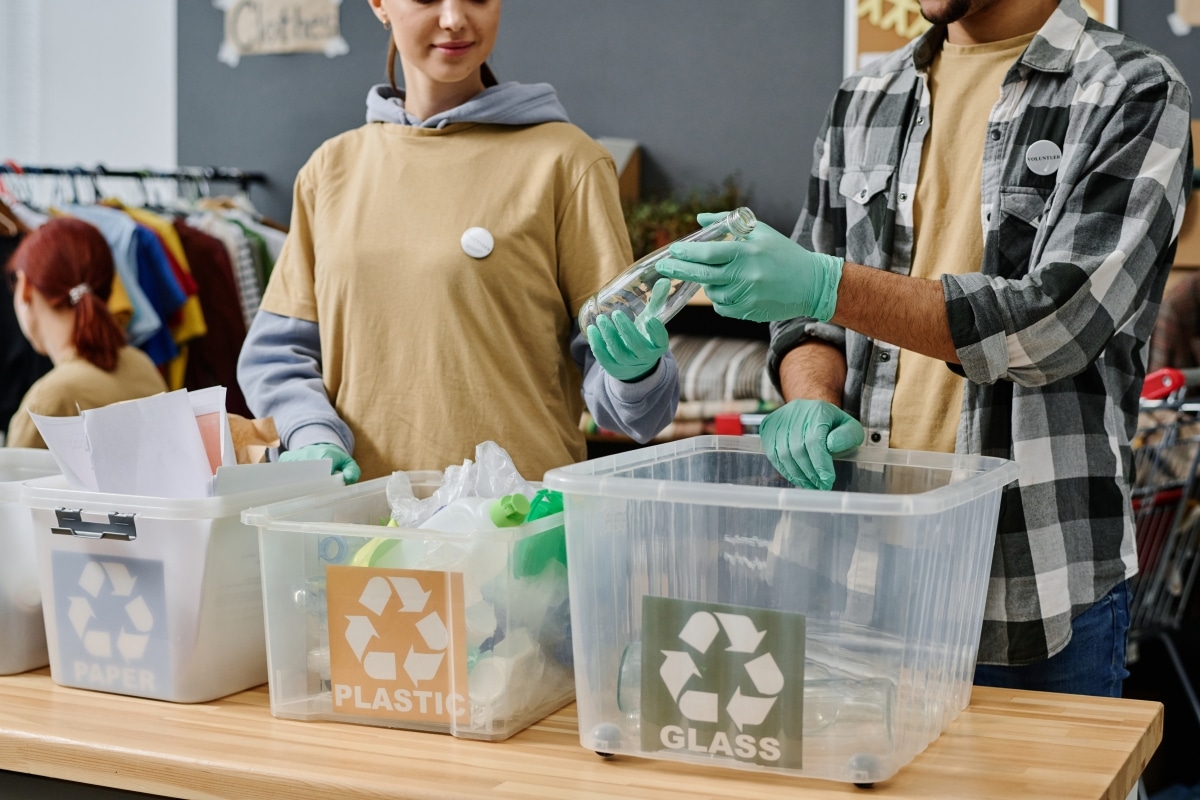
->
[596, 751, 614, 758]
[854, 783, 875, 789]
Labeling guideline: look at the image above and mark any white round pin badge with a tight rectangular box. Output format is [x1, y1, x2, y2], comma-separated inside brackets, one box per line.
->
[1025, 140, 1062, 176]
[461, 227, 494, 259]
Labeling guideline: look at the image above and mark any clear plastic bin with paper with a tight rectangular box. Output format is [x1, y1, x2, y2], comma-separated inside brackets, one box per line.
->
[20, 386, 343, 702]
[0, 448, 60, 675]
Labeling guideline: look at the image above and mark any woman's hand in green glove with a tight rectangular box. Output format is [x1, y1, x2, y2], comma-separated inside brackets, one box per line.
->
[280, 442, 362, 484]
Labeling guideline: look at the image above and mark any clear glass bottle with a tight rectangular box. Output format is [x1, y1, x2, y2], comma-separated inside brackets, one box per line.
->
[577, 207, 757, 332]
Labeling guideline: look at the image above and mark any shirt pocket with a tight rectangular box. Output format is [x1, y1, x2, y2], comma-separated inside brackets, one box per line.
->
[836, 166, 894, 264]
[996, 186, 1052, 280]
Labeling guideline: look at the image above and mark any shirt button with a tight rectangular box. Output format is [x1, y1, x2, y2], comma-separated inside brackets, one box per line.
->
[870, 432, 882, 443]
[899, 192, 908, 201]
[916, 116, 925, 125]
[990, 129, 1001, 141]
[879, 352, 890, 362]
[858, 188, 868, 200]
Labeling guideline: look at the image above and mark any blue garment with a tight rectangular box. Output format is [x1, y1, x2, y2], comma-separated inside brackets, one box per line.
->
[973, 581, 1132, 697]
[63, 205, 162, 345]
[131, 224, 185, 366]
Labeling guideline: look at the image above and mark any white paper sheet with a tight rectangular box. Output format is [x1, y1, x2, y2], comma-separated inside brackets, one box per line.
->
[82, 389, 214, 499]
[27, 413, 98, 491]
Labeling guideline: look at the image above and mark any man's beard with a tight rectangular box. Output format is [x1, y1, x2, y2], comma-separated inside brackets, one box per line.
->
[920, 0, 974, 25]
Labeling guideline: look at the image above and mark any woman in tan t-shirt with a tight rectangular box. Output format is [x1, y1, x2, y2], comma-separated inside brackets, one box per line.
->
[5, 217, 167, 448]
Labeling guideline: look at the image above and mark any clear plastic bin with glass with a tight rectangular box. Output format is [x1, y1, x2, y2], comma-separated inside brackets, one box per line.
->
[543, 436, 1016, 785]
[244, 475, 575, 741]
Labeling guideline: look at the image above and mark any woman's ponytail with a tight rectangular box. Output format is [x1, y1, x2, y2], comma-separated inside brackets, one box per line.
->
[8, 217, 127, 372]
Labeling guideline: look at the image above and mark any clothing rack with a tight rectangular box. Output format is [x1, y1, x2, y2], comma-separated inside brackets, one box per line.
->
[0, 163, 266, 193]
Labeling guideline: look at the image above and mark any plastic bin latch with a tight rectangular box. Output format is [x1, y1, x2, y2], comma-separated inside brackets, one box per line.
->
[51, 508, 138, 541]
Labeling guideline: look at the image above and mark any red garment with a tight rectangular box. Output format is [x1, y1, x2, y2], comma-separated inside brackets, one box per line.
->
[174, 220, 251, 418]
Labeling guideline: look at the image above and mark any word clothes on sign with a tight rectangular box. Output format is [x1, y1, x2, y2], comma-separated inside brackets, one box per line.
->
[216, 0, 349, 67]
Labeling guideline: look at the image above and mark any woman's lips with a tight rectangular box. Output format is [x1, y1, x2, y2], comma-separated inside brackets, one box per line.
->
[434, 41, 473, 55]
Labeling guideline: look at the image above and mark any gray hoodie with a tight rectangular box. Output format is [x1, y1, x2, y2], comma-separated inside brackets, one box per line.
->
[238, 82, 679, 464]
[365, 82, 570, 128]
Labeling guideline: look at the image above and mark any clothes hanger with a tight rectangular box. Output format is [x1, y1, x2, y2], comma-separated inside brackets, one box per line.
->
[0, 196, 23, 237]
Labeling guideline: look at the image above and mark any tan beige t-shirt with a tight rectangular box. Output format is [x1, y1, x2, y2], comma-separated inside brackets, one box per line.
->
[260, 121, 632, 481]
[7, 346, 169, 448]
[889, 32, 1036, 453]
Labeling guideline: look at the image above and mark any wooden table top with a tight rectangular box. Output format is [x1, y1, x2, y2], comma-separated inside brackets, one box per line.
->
[0, 669, 1161, 800]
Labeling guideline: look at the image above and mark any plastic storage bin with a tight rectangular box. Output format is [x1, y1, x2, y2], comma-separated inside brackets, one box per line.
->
[243, 475, 575, 741]
[20, 473, 342, 702]
[543, 436, 1017, 785]
[0, 449, 61, 675]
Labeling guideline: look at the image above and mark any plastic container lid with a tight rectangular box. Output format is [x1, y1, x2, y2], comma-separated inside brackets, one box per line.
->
[0, 449, 61, 503]
[489, 493, 530, 527]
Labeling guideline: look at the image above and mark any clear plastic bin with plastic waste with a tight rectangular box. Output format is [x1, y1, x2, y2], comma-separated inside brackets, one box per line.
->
[542, 436, 1017, 785]
[243, 475, 574, 741]
[0, 448, 60, 675]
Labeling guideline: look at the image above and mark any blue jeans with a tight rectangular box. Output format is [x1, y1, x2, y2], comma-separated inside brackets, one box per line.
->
[973, 580, 1132, 698]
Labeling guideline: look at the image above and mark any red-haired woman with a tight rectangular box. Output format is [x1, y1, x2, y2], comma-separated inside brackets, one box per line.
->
[5, 217, 166, 448]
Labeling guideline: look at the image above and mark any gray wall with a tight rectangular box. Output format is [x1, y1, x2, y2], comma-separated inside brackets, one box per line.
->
[178, 1, 1200, 232]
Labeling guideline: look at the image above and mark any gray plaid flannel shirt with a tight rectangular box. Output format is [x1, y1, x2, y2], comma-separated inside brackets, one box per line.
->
[768, 0, 1193, 666]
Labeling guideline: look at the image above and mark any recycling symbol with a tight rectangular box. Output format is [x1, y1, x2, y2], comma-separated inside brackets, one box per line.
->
[67, 560, 154, 662]
[659, 610, 785, 731]
[344, 575, 448, 685]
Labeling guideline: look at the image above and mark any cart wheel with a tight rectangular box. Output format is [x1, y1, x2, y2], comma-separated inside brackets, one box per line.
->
[596, 751, 614, 758]
[854, 783, 875, 789]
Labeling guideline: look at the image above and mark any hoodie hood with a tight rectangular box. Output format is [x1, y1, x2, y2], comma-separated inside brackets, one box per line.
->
[366, 81, 570, 128]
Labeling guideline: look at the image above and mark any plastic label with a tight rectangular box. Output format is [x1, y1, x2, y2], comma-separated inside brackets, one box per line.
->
[326, 566, 468, 724]
[641, 596, 805, 769]
[51, 552, 171, 697]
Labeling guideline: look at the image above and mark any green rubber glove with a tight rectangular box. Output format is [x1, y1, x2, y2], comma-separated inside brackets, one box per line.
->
[280, 442, 362, 485]
[655, 213, 844, 323]
[761, 399, 864, 490]
[586, 277, 671, 382]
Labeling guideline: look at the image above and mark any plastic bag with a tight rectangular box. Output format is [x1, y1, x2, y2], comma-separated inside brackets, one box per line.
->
[386, 441, 536, 528]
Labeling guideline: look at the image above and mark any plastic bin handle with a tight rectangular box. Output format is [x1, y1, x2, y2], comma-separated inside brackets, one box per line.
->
[51, 509, 138, 541]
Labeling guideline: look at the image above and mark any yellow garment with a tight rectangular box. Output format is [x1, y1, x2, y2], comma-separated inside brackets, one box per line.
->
[107, 272, 134, 330]
[890, 32, 1035, 453]
[119, 205, 208, 391]
[260, 121, 632, 481]
[7, 347, 168, 448]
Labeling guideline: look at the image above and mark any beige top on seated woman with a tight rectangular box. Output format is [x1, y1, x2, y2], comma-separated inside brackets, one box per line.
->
[5, 217, 168, 449]
[7, 346, 167, 448]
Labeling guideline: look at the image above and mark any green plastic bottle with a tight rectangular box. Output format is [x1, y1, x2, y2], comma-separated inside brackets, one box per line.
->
[512, 488, 566, 578]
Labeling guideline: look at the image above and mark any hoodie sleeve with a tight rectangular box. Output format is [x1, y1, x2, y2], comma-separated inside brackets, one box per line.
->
[237, 310, 355, 453]
[571, 323, 679, 442]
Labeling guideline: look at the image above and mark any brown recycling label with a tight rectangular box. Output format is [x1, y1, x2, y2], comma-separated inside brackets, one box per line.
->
[326, 566, 468, 724]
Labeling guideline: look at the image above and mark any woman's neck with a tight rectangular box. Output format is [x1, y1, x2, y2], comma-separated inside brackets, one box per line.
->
[401, 72, 485, 121]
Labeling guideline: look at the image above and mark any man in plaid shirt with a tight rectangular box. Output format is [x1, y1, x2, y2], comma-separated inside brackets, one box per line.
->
[659, 0, 1193, 696]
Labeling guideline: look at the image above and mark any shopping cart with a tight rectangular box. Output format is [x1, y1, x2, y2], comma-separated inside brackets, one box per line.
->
[1128, 367, 1200, 744]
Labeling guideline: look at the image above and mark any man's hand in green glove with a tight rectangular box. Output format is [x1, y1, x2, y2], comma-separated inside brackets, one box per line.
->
[280, 442, 362, 484]
[656, 213, 844, 324]
[587, 277, 671, 382]
[761, 399, 864, 490]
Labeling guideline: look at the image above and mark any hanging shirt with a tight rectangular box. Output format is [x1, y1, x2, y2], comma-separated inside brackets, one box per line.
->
[174, 219, 251, 417]
[186, 212, 261, 327]
[63, 204, 166, 348]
